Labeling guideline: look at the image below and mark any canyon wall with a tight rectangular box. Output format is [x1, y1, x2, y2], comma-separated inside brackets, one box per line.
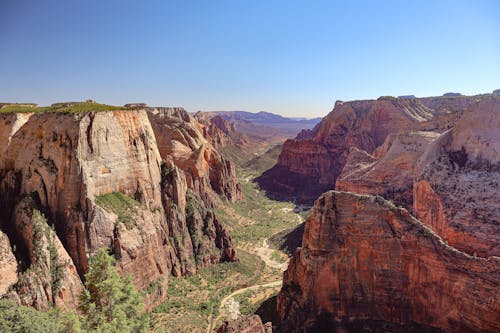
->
[258, 96, 489, 203]
[414, 97, 500, 257]
[0, 109, 238, 311]
[148, 107, 242, 206]
[277, 191, 500, 333]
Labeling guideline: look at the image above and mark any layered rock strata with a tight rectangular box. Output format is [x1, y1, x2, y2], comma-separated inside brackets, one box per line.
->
[336, 131, 440, 210]
[414, 97, 500, 257]
[147, 107, 242, 206]
[277, 191, 500, 333]
[0, 109, 237, 311]
[258, 95, 491, 203]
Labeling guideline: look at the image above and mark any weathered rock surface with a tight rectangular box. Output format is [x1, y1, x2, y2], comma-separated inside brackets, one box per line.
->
[277, 191, 500, 333]
[258, 95, 491, 203]
[257, 98, 435, 202]
[217, 315, 272, 333]
[148, 107, 242, 206]
[0, 229, 17, 296]
[336, 131, 440, 210]
[3, 198, 83, 311]
[414, 97, 500, 257]
[0, 109, 237, 311]
[195, 113, 249, 149]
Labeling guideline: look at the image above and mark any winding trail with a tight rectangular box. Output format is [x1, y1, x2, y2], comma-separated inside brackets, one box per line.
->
[206, 236, 288, 332]
[207, 280, 282, 333]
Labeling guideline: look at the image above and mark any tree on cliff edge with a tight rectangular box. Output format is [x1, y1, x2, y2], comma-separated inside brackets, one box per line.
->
[79, 249, 147, 333]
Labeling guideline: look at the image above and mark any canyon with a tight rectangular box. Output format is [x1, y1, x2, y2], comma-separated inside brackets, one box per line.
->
[273, 95, 500, 332]
[0, 106, 239, 311]
[0, 94, 498, 333]
[257, 95, 488, 203]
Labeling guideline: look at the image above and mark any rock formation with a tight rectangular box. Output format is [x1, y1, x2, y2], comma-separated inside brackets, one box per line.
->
[258, 95, 490, 203]
[0, 108, 238, 311]
[147, 107, 242, 206]
[336, 131, 440, 210]
[414, 97, 500, 257]
[257, 98, 435, 202]
[277, 191, 500, 333]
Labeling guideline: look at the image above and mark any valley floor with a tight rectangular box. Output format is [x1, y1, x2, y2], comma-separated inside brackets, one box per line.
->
[150, 169, 307, 333]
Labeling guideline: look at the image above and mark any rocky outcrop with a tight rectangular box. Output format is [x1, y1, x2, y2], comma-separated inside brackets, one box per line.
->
[0, 109, 237, 311]
[414, 97, 500, 257]
[195, 113, 249, 149]
[0, 229, 17, 296]
[258, 95, 491, 203]
[257, 98, 435, 202]
[277, 191, 500, 333]
[3, 199, 83, 311]
[336, 131, 440, 210]
[217, 315, 273, 333]
[148, 107, 242, 206]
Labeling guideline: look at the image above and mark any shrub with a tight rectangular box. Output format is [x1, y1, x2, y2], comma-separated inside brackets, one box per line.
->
[0, 299, 80, 333]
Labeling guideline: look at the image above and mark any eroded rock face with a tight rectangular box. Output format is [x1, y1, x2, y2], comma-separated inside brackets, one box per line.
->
[148, 107, 242, 206]
[0, 109, 237, 311]
[257, 99, 435, 203]
[414, 97, 500, 257]
[277, 191, 500, 333]
[258, 96, 491, 203]
[336, 131, 440, 210]
[0, 229, 17, 296]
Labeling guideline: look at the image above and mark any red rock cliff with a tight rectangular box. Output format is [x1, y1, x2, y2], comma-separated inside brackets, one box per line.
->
[258, 96, 490, 203]
[414, 97, 500, 257]
[257, 98, 435, 203]
[277, 191, 500, 333]
[147, 107, 242, 206]
[0, 109, 237, 311]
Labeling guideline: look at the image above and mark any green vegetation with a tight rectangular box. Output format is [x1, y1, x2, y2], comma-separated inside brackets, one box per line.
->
[214, 172, 303, 245]
[0, 101, 129, 114]
[243, 144, 282, 175]
[151, 250, 263, 333]
[79, 249, 147, 333]
[0, 300, 81, 333]
[95, 192, 140, 229]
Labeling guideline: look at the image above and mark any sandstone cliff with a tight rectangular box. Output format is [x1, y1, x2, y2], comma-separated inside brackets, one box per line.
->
[336, 131, 440, 210]
[414, 97, 500, 257]
[148, 107, 242, 206]
[258, 95, 490, 203]
[0, 108, 237, 311]
[277, 191, 500, 333]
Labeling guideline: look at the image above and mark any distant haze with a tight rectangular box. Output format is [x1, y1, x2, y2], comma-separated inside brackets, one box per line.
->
[0, 1, 499, 118]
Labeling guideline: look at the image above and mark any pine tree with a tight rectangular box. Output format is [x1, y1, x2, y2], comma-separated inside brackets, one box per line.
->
[79, 249, 147, 333]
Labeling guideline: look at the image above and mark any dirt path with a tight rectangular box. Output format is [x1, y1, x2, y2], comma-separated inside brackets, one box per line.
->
[207, 280, 282, 332]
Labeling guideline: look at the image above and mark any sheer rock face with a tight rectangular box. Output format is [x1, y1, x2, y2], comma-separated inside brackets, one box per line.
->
[0, 109, 237, 311]
[258, 96, 491, 203]
[147, 107, 242, 206]
[336, 131, 440, 210]
[0, 229, 17, 296]
[277, 191, 500, 333]
[257, 99, 435, 203]
[4, 198, 83, 311]
[414, 97, 500, 257]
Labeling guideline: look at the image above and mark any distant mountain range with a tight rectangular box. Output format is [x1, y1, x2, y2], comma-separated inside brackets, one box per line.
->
[201, 111, 322, 139]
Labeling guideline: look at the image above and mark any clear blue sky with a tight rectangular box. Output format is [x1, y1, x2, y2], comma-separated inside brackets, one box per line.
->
[0, 0, 499, 117]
